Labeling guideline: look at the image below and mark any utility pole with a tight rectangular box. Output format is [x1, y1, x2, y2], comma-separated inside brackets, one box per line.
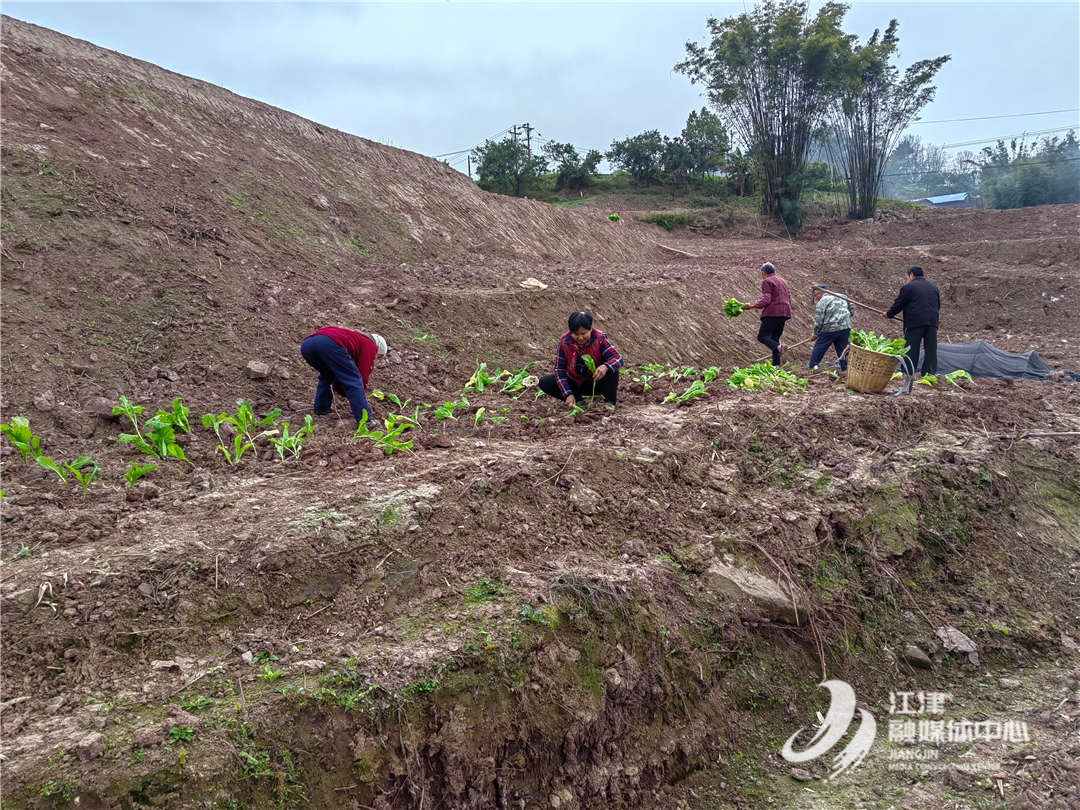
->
[467, 155, 471, 177]
[510, 125, 520, 144]
[523, 122, 533, 154]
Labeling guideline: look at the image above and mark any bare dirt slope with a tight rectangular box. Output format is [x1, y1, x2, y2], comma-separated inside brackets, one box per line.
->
[2, 16, 1080, 810]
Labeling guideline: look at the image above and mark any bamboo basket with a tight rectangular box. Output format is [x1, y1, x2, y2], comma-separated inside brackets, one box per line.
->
[846, 344, 901, 393]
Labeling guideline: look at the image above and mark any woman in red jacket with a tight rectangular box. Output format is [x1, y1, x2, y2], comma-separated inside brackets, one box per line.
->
[300, 327, 387, 424]
[538, 311, 624, 409]
[746, 262, 793, 366]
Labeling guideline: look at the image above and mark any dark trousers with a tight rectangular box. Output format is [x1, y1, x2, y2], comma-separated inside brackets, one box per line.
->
[809, 329, 850, 371]
[300, 334, 371, 423]
[538, 372, 619, 405]
[757, 316, 789, 366]
[904, 326, 938, 375]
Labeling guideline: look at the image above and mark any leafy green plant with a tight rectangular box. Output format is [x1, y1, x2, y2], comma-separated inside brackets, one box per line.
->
[35, 455, 67, 484]
[201, 413, 254, 465]
[201, 401, 280, 465]
[371, 390, 412, 411]
[464, 362, 507, 395]
[433, 396, 469, 420]
[519, 604, 552, 627]
[473, 407, 506, 428]
[668, 365, 699, 382]
[353, 411, 414, 455]
[916, 374, 939, 386]
[851, 330, 909, 356]
[232, 400, 283, 446]
[125, 461, 158, 488]
[268, 415, 316, 461]
[702, 366, 722, 383]
[500, 363, 540, 394]
[663, 379, 709, 404]
[143, 415, 192, 464]
[0, 416, 41, 462]
[65, 456, 100, 499]
[179, 696, 215, 713]
[116, 396, 191, 463]
[581, 355, 598, 400]
[723, 298, 745, 318]
[607, 213, 621, 221]
[257, 664, 283, 683]
[728, 363, 807, 395]
[157, 397, 191, 433]
[238, 749, 273, 779]
[169, 726, 195, 743]
[945, 369, 974, 386]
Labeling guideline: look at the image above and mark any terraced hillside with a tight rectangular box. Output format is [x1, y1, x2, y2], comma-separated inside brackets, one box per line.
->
[2, 15, 1079, 810]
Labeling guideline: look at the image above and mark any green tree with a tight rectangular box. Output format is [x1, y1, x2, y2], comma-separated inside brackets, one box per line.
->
[825, 20, 949, 219]
[725, 149, 755, 197]
[681, 108, 730, 181]
[977, 133, 1079, 209]
[606, 130, 665, 186]
[472, 137, 547, 197]
[661, 136, 695, 196]
[676, 0, 851, 233]
[542, 141, 603, 191]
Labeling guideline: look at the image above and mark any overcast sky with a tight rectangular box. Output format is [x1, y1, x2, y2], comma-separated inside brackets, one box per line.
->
[5, 2, 1078, 176]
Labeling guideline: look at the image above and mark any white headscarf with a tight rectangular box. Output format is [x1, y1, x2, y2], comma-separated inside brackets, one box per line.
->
[371, 333, 388, 357]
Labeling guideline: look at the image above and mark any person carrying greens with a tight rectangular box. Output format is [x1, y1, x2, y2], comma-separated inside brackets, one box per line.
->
[538, 311, 624, 410]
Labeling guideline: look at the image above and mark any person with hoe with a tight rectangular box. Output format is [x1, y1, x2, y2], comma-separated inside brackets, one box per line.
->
[300, 326, 388, 424]
[746, 262, 792, 366]
[885, 266, 941, 376]
[809, 283, 855, 371]
[538, 311, 624, 410]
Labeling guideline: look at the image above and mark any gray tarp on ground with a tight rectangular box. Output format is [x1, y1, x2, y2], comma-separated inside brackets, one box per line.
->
[931, 340, 1056, 379]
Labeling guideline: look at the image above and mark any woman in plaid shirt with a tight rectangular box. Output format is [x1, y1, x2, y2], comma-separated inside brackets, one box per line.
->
[538, 311, 624, 409]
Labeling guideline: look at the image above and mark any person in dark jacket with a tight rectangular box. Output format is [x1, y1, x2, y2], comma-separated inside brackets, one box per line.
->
[885, 266, 941, 375]
[538, 311, 624, 409]
[746, 262, 792, 366]
[300, 327, 388, 423]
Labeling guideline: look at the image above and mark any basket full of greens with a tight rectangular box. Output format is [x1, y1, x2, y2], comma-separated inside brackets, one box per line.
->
[847, 331, 909, 393]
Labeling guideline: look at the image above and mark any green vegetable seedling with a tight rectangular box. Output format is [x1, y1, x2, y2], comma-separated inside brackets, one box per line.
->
[353, 412, 414, 455]
[268, 415, 316, 461]
[35, 455, 67, 484]
[581, 355, 598, 400]
[0, 416, 42, 463]
[65, 456, 100, 499]
[125, 461, 158, 488]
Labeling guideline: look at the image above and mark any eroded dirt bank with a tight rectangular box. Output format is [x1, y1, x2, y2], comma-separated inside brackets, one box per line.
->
[2, 382, 1079, 809]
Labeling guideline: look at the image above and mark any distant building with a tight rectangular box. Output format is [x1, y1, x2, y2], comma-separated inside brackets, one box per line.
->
[912, 192, 981, 209]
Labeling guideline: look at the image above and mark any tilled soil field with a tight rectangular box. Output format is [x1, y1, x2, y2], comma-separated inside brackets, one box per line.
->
[2, 15, 1079, 810]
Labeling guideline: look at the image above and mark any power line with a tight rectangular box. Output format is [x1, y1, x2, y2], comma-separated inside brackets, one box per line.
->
[942, 125, 1078, 149]
[913, 108, 1079, 125]
[879, 155, 1080, 180]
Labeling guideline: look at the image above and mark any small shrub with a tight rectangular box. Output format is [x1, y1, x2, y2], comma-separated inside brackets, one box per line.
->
[637, 212, 692, 231]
